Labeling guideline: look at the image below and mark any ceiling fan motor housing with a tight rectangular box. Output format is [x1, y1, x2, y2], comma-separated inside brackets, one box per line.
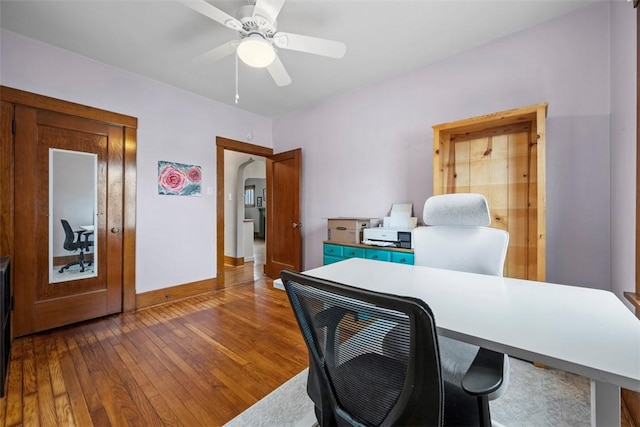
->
[237, 4, 277, 38]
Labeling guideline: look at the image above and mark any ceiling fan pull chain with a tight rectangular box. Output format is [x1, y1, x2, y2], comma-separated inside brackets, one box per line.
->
[235, 52, 240, 104]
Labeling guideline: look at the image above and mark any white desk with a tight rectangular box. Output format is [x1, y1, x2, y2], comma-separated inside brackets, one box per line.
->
[283, 258, 640, 426]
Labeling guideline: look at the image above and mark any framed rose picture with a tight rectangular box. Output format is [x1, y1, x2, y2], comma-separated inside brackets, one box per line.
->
[158, 160, 202, 196]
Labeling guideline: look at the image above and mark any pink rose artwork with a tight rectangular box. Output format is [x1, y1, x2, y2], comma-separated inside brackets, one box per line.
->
[158, 161, 202, 196]
[187, 167, 202, 183]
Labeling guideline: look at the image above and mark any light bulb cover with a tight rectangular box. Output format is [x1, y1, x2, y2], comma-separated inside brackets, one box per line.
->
[237, 35, 276, 68]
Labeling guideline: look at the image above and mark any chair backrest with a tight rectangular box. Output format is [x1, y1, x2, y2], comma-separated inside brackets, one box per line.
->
[61, 219, 78, 251]
[414, 193, 509, 276]
[282, 270, 444, 426]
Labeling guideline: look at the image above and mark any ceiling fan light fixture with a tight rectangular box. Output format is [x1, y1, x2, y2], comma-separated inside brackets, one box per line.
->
[237, 35, 276, 68]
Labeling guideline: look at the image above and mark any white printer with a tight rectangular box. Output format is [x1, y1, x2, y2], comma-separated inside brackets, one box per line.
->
[362, 203, 417, 249]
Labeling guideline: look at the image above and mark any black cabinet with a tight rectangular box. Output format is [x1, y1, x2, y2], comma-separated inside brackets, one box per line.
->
[0, 257, 11, 397]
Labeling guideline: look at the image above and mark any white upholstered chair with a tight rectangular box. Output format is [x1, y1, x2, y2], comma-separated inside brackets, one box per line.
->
[413, 193, 510, 401]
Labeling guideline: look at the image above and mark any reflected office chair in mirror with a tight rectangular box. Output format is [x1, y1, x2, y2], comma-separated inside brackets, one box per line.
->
[413, 193, 510, 406]
[59, 219, 93, 273]
[282, 270, 504, 427]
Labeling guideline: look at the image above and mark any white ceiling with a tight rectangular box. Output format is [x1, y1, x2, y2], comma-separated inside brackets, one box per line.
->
[1, 0, 593, 118]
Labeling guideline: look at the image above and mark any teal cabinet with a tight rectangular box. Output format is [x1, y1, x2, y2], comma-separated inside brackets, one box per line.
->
[364, 248, 391, 262]
[323, 255, 344, 265]
[342, 246, 365, 259]
[323, 241, 413, 266]
[391, 252, 414, 265]
[324, 243, 343, 258]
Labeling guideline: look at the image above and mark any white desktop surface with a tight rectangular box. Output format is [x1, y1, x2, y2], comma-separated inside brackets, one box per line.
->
[293, 258, 640, 425]
[302, 258, 640, 391]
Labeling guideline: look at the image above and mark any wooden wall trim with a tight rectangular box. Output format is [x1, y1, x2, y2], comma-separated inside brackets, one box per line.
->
[0, 102, 14, 260]
[432, 103, 548, 134]
[135, 278, 217, 310]
[216, 136, 273, 156]
[224, 256, 244, 267]
[536, 106, 548, 282]
[635, 5, 640, 313]
[123, 127, 137, 312]
[0, 86, 137, 129]
[625, 292, 640, 312]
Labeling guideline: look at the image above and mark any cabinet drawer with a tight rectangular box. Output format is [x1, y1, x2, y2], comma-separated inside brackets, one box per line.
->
[342, 246, 365, 259]
[365, 249, 391, 262]
[391, 252, 414, 265]
[323, 255, 344, 265]
[323, 244, 343, 257]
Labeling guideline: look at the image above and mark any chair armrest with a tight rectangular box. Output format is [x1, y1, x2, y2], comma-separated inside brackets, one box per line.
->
[460, 348, 504, 396]
[79, 231, 94, 246]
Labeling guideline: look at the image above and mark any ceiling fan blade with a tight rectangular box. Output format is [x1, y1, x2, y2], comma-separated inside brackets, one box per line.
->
[193, 41, 237, 64]
[273, 32, 346, 59]
[267, 56, 292, 87]
[178, 0, 242, 30]
[252, 0, 286, 25]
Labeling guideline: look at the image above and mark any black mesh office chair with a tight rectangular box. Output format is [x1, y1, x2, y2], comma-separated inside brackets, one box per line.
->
[282, 270, 504, 427]
[59, 219, 93, 273]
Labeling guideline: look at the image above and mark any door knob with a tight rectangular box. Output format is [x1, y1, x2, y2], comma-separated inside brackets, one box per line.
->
[293, 223, 302, 228]
[111, 227, 120, 234]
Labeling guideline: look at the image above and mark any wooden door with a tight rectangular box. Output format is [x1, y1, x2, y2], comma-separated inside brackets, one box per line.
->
[264, 148, 302, 278]
[433, 103, 547, 281]
[13, 106, 124, 336]
[441, 126, 536, 279]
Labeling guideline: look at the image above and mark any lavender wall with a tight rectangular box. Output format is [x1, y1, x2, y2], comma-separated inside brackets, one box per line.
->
[274, 2, 626, 294]
[610, 2, 637, 309]
[1, 2, 635, 303]
[1, 29, 273, 293]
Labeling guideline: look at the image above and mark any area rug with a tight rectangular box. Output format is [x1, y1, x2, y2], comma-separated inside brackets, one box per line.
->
[224, 357, 590, 427]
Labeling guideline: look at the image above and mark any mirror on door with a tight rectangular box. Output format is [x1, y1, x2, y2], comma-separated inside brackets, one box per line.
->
[49, 149, 98, 283]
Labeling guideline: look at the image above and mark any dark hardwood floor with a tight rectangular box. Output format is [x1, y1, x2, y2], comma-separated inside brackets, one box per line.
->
[0, 267, 307, 426]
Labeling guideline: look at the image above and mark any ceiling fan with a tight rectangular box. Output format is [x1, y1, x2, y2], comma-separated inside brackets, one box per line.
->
[179, 0, 347, 87]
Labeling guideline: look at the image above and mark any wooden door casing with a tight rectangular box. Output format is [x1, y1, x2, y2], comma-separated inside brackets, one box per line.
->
[1, 86, 137, 337]
[0, 102, 14, 266]
[215, 137, 302, 284]
[216, 137, 274, 288]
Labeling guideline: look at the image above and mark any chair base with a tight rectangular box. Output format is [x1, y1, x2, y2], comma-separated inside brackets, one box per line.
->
[58, 252, 92, 273]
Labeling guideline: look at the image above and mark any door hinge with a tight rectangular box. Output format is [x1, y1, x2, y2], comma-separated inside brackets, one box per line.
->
[11, 119, 16, 135]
